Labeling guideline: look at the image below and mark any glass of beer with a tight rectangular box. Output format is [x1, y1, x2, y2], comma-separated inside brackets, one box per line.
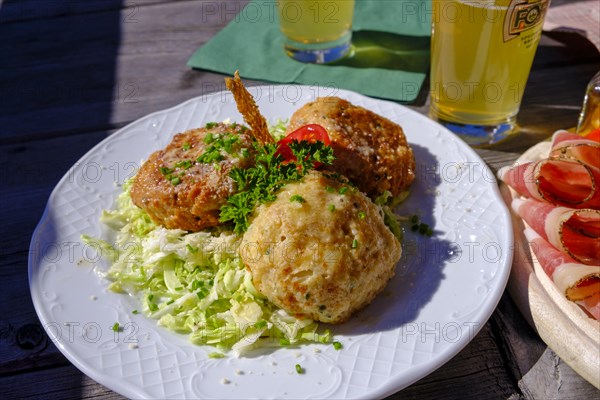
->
[429, 0, 550, 146]
[277, 0, 355, 64]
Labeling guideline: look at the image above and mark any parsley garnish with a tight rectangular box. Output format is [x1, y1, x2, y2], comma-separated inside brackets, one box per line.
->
[290, 194, 305, 203]
[219, 140, 334, 234]
[410, 215, 433, 237]
[197, 132, 239, 164]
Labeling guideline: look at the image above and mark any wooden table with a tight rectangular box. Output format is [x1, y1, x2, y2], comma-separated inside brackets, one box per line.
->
[1, 1, 599, 398]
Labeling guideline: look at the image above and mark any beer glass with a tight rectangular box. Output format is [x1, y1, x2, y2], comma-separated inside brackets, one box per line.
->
[430, 0, 550, 146]
[277, 0, 355, 64]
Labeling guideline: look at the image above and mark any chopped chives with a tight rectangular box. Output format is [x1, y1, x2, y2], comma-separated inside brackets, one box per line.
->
[290, 194, 305, 203]
[333, 341, 343, 350]
[295, 364, 304, 374]
[254, 320, 267, 329]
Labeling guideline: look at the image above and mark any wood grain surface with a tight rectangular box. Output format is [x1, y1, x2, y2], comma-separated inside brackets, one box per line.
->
[1, 0, 599, 399]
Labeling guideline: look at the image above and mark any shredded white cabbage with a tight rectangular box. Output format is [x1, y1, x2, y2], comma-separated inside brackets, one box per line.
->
[82, 180, 330, 356]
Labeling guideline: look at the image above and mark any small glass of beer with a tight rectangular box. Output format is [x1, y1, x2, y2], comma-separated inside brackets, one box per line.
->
[429, 0, 550, 146]
[277, 0, 355, 64]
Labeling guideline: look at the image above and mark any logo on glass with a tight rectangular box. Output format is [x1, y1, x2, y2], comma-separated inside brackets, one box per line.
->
[504, 0, 549, 42]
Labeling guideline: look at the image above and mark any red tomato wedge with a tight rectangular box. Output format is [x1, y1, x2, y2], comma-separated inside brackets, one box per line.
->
[275, 124, 331, 167]
[584, 127, 600, 142]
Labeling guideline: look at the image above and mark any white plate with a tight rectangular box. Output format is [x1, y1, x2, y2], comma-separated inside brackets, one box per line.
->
[29, 86, 513, 399]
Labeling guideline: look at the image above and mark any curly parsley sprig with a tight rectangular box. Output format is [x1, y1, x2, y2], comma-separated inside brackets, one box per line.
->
[219, 140, 334, 234]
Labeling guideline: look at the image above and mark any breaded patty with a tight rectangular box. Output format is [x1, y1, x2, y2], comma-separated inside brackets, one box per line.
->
[286, 97, 416, 199]
[130, 123, 255, 231]
[240, 171, 401, 324]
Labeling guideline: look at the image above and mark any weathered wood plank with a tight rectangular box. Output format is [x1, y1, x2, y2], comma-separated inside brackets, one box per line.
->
[1, 0, 597, 144]
[0, 0, 249, 142]
[2, 0, 600, 398]
[0, 363, 126, 399]
[0, 131, 112, 375]
[0, 0, 186, 23]
[519, 348, 600, 400]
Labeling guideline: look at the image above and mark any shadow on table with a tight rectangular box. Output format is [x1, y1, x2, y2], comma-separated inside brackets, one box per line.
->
[0, 0, 123, 142]
[329, 30, 430, 73]
[0, 1, 123, 398]
[332, 143, 456, 337]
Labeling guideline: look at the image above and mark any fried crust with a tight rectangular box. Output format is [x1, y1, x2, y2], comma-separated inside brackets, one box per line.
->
[286, 97, 416, 199]
[130, 123, 255, 231]
[225, 71, 274, 144]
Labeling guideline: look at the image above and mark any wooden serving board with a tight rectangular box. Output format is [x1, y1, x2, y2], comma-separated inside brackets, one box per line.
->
[501, 141, 600, 390]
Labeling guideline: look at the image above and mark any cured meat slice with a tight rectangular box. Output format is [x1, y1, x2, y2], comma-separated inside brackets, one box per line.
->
[578, 293, 600, 320]
[524, 228, 600, 306]
[550, 130, 600, 169]
[512, 198, 600, 265]
[501, 159, 600, 209]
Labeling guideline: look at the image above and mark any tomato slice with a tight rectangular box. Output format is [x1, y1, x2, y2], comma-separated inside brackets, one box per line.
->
[275, 124, 331, 167]
[584, 128, 600, 142]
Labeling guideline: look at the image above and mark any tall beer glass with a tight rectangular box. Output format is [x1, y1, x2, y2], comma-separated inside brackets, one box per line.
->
[430, 0, 550, 146]
[278, 0, 355, 64]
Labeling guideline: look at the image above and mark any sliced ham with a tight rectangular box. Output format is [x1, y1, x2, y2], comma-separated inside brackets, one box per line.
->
[524, 228, 600, 305]
[550, 130, 600, 169]
[501, 158, 600, 209]
[578, 293, 600, 320]
[512, 198, 600, 265]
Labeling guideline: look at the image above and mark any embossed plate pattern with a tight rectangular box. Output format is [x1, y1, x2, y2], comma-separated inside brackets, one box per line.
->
[29, 87, 513, 399]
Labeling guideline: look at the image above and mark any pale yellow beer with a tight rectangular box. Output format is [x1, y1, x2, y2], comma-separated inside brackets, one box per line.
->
[278, 0, 355, 63]
[430, 0, 550, 144]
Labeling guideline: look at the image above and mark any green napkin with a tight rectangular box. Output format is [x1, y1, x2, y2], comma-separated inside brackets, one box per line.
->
[187, 0, 431, 103]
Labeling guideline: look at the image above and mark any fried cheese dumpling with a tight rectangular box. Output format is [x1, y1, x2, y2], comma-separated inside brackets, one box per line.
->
[130, 123, 255, 231]
[240, 172, 401, 324]
[286, 97, 416, 199]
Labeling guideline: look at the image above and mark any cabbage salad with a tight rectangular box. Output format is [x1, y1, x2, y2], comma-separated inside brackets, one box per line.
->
[82, 178, 330, 356]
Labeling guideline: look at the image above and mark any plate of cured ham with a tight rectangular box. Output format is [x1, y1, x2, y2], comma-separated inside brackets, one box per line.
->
[499, 130, 600, 389]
